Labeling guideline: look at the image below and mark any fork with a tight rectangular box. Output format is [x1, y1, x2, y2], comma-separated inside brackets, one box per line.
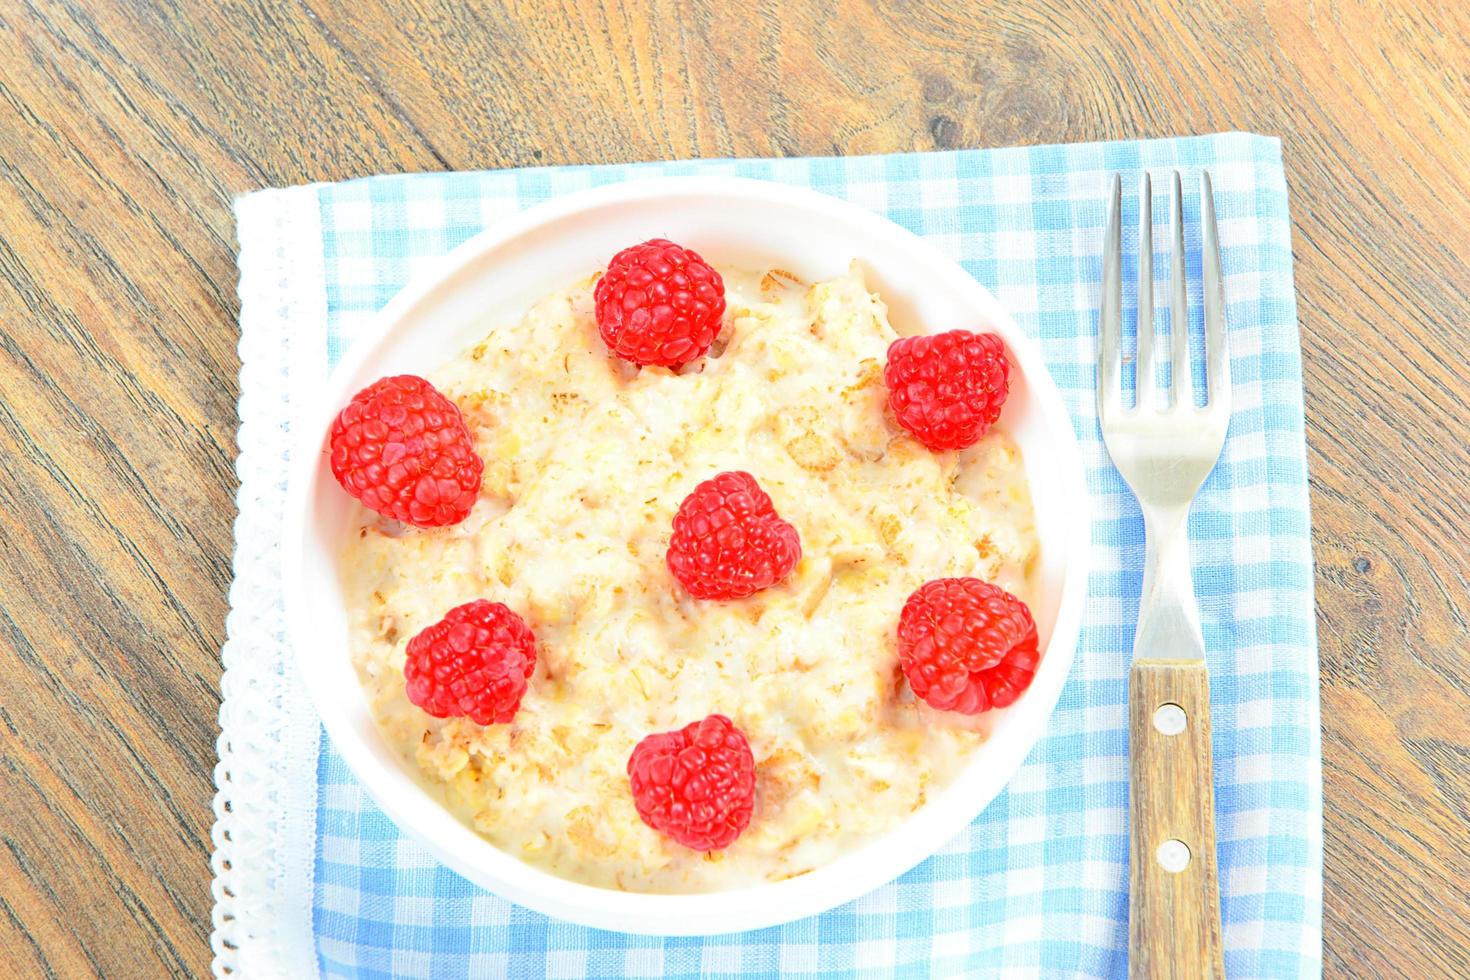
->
[1100, 171, 1230, 979]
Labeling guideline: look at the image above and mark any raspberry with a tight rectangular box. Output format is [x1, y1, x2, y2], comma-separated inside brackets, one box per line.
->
[666, 471, 801, 600]
[884, 330, 1010, 451]
[403, 600, 537, 725]
[594, 238, 726, 367]
[897, 578, 1039, 714]
[330, 375, 483, 527]
[626, 714, 756, 851]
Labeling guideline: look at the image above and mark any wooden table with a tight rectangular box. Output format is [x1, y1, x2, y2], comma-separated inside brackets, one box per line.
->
[1, 2, 1465, 975]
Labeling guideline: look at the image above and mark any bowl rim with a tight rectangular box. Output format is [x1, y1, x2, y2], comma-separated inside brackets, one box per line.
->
[282, 175, 1090, 935]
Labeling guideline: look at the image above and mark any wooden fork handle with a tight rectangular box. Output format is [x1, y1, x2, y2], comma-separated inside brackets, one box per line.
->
[1128, 659, 1226, 979]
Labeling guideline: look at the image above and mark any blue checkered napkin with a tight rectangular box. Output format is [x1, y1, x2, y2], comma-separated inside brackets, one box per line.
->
[307, 133, 1320, 978]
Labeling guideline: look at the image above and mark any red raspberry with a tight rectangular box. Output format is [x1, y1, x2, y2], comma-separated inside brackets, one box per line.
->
[627, 714, 756, 851]
[403, 600, 537, 725]
[330, 375, 483, 527]
[666, 471, 801, 600]
[594, 238, 726, 367]
[897, 578, 1039, 714]
[884, 330, 1010, 451]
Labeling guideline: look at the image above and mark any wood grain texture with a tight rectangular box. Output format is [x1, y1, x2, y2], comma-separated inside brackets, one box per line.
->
[0, 0, 1465, 975]
[1129, 660, 1225, 980]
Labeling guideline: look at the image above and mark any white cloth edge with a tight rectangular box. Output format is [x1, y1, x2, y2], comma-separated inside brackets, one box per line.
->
[211, 184, 329, 978]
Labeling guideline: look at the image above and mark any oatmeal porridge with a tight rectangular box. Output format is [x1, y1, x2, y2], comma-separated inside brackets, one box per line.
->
[340, 264, 1038, 892]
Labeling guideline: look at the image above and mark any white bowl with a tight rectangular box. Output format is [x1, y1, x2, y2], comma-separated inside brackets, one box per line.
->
[283, 176, 1089, 935]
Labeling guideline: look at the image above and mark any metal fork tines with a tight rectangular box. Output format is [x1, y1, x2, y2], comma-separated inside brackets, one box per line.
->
[1099, 171, 1230, 661]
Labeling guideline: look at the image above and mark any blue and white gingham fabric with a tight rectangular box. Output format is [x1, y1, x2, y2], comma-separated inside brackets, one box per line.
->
[305, 133, 1320, 978]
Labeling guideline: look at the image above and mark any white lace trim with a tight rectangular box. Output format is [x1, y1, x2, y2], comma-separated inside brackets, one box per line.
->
[211, 186, 330, 978]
